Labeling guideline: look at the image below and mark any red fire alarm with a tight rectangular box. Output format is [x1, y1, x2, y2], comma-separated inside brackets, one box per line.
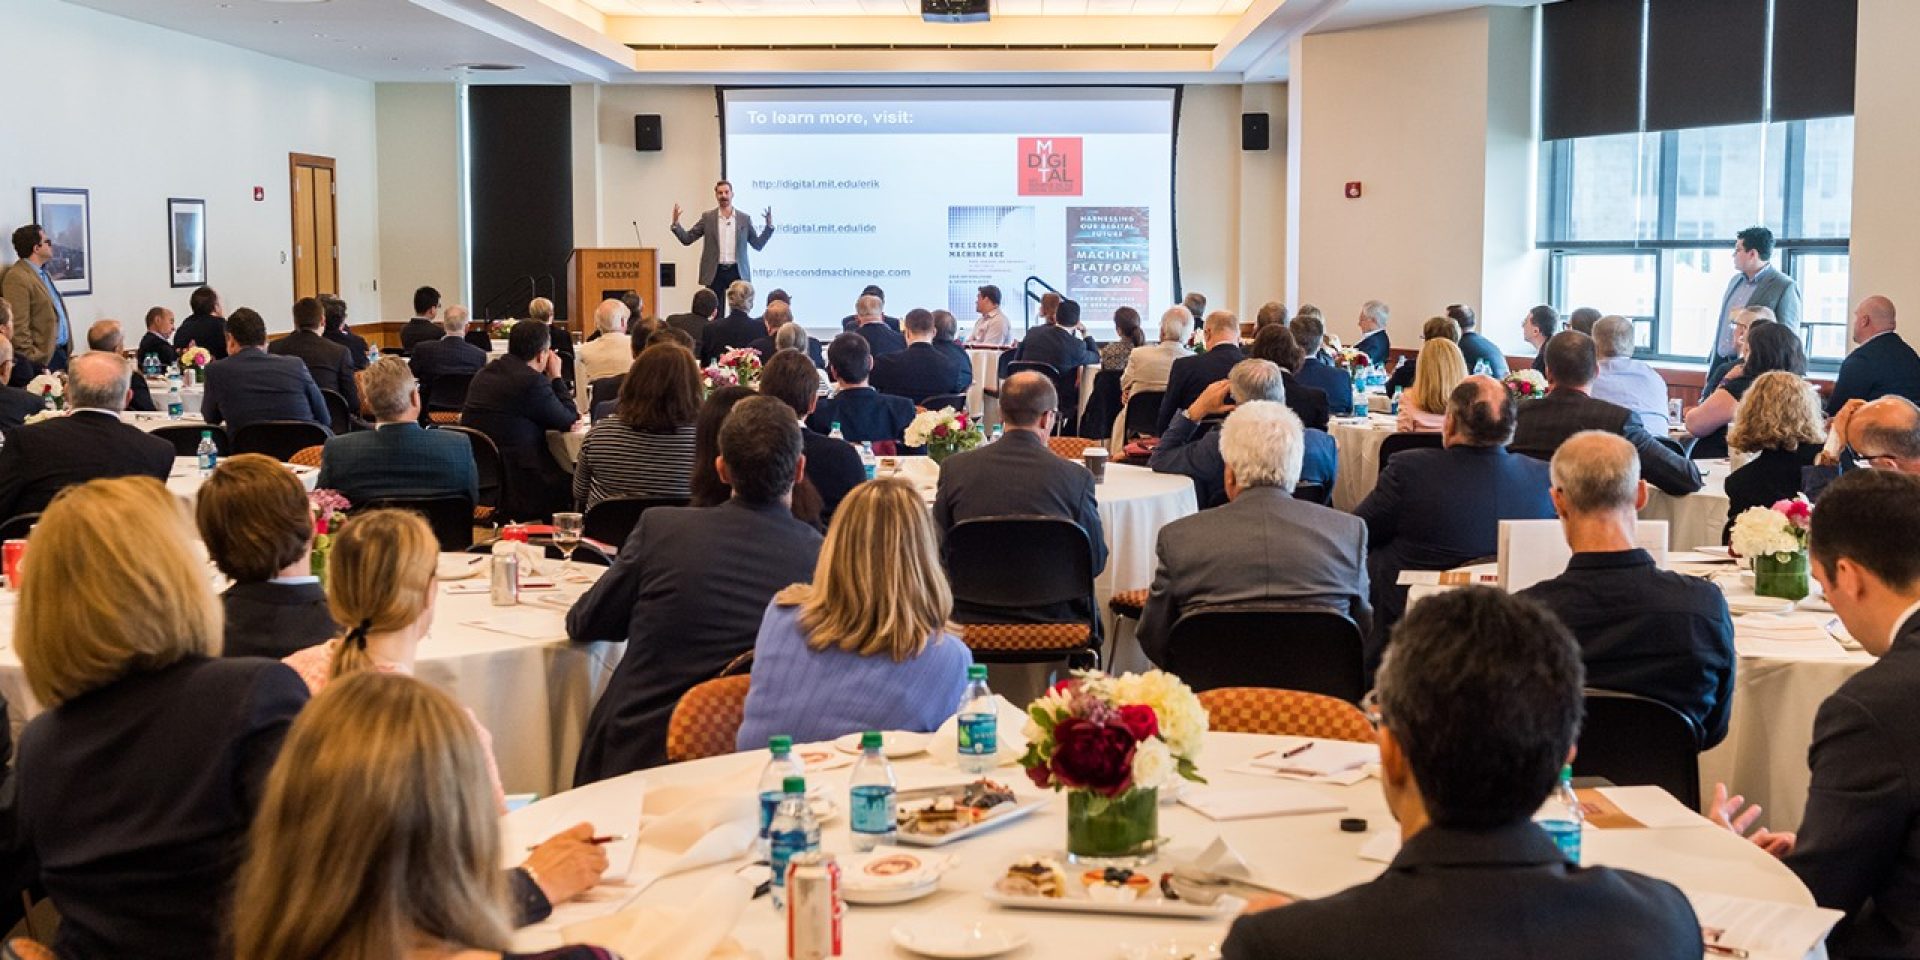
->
[1344, 181, 1363, 199]
[253, 186, 265, 202]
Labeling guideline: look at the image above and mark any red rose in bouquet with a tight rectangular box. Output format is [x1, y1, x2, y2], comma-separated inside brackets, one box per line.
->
[1049, 717, 1138, 797]
[1117, 704, 1159, 741]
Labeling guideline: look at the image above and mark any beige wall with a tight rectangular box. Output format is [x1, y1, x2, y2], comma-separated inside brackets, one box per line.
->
[1849, 0, 1920, 346]
[374, 84, 465, 321]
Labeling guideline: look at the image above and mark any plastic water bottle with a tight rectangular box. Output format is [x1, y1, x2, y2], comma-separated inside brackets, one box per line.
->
[849, 731, 898, 852]
[142, 353, 160, 378]
[757, 735, 806, 860]
[166, 375, 185, 420]
[858, 442, 876, 480]
[1535, 764, 1584, 864]
[957, 665, 997, 774]
[1473, 358, 1492, 377]
[767, 775, 819, 911]
[829, 420, 844, 441]
[989, 423, 1005, 443]
[368, 343, 382, 363]
[196, 431, 218, 476]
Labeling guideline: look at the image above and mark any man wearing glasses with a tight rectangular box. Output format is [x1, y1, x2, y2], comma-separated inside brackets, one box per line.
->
[1820, 395, 1920, 474]
[2, 224, 73, 372]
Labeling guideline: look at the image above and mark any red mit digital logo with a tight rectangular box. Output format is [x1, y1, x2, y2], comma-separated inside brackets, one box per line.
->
[1018, 137, 1083, 196]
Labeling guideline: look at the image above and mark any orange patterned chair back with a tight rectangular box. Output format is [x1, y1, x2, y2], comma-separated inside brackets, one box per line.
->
[289, 445, 325, 469]
[1046, 436, 1097, 461]
[427, 410, 462, 426]
[1197, 687, 1373, 742]
[666, 674, 752, 763]
[1108, 588, 1148, 621]
[4, 940, 56, 960]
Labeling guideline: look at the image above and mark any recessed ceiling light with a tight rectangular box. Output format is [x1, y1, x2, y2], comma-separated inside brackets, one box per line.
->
[451, 62, 525, 71]
[257, 0, 331, 5]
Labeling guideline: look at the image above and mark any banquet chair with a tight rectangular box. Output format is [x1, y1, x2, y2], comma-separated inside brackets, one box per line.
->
[429, 373, 475, 414]
[589, 375, 625, 416]
[320, 388, 362, 435]
[1045, 436, 1097, 461]
[945, 516, 1101, 670]
[1574, 689, 1703, 811]
[583, 495, 689, 549]
[1006, 360, 1076, 434]
[3, 938, 54, 960]
[1376, 431, 1443, 473]
[922, 392, 968, 415]
[1122, 391, 1164, 440]
[0, 513, 39, 543]
[1160, 603, 1366, 702]
[1197, 687, 1374, 743]
[1109, 587, 1148, 623]
[432, 425, 507, 523]
[666, 674, 752, 763]
[365, 496, 476, 552]
[1079, 369, 1123, 441]
[289, 445, 325, 469]
[1292, 482, 1331, 506]
[231, 420, 333, 463]
[151, 423, 227, 457]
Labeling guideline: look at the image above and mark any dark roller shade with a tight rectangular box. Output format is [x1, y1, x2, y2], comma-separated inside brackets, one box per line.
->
[1645, 0, 1767, 132]
[1541, 0, 1644, 141]
[469, 86, 574, 321]
[1771, 0, 1857, 121]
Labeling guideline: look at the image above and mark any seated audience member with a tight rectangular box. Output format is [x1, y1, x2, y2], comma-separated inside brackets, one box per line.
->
[1123, 306, 1194, 402]
[173, 284, 229, 359]
[1723, 371, 1826, 541]
[232, 673, 614, 958]
[1248, 323, 1332, 431]
[690, 386, 831, 523]
[462, 320, 579, 521]
[410, 304, 490, 416]
[931, 309, 971, 372]
[1827, 295, 1920, 414]
[665, 288, 719, 345]
[1512, 331, 1703, 496]
[1686, 321, 1806, 444]
[933, 372, 1107, 624]
[1820, 394, 1920, 472]
[1397, 337, 1466, 433]
[0, 301, 41, 390]
[1222, 587, 1700, 960]
[570, 396, 824, 782]
[139, 305, 179, 370]
[1522, 303, 1559, 371]
[1567, 306, 1603, 335]
[319, 294, 369, 370]
[1384, 315, 1461, 396]
[737, 478, 973, 748]
[621, 290, 648, 329]
[762, 348, 864, 521]
[1703, 306, 1776, 398]
[1353, 299, 1392, 367]
[196, 454, 337, 660]
[841, 284, 902, 333]
[1138, 400, 1369, 665]
[1014, 298, 1100, 399]
[0, 340, 41, 432]
[1291, 311, 1353, 416]
[1715, 470, 1920, 956]
[574, 298, 633, 413]
[1517, 432, 1735, 747]
[12, 477, 310, 960]
[1357, 376, 1555, 667]
[1151, 358, 1337, 509]
[746, 300, 824, 368]
[318, 357, 478, 506]
[702, 280, 764, 364]
[872, 308, 970, 404]
[85, 320, 154, 412]
[1588, 314, 1670, 433]
[268, 296, 359, 413]
[849, 292, 908, 360]
[1450, 303, 1510, 378]
[1156, 310, 1247, 434]
[806, 333, 915, 446]
[0, 351, 172, 522]
[573, 343, 700, 510]
[1252, 301, 1289, 333]
[201, 308, 331, 435]
[399, 286, 443, 353]
[1101, 306, 1146, 372]
[967, 284, 1013, 346]
[528, 297, 573, 364]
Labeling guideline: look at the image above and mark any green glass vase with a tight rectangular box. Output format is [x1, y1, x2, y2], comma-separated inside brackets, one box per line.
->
[1066, 788, 1158, 864]
[927, 439, 963, 463]
[1753, 550, 1810, 602]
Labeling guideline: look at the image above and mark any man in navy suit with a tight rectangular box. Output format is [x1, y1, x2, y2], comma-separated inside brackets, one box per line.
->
[172, 285, 228, 360]
[462, 321, 579, 522]
[1290, 313, 1353, 416]
[1512, 332, 1703, 497]
[1011, 298, 1099, 419]
[761, 349, 864, 522]
[872, 308, 970, 404]
[139, 306, 179, 371]
[200, 308, 330, 437]
[1151, 359, 1337, 509]
[1356, 376, 1556, 669]
[850, 293, 906, 359]
[399, 286, 443, 354]
[0, 341, 46, 433]
[745, 300, 823, 368]
[1450, 303, 1510, 378]
[805, 333, 915, 446]
[268, 297, 358, 414]
[317, 357, 477, 506]
[1155, 309, 1245, 435]
[1353, 300, 1391, 366]
[0, 352, 173, 522]
[409, 309, 489, 417]
[840, 284, 902, 333]
[1828, 296, 1920, 414]
[665, 288, 718, 346]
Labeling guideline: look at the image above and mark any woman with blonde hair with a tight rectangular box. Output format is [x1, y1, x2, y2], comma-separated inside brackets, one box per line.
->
[1397, 337, 1468, 432]
[1722, 370, 1827, 543]
[736, 477, 974, 748]
[13, 476, 309, 960]
[232, 672, 621, 960]
[1385, 314, 1463, 396]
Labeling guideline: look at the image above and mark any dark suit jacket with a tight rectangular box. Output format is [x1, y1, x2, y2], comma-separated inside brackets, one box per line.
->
[802, 428, 864, 521]
[171, 313, 228, 359]
[1296, 356, 1354, 416]
[1282, 371, 1331, 431]
[323, 327, 370, 369]
[701, 310, 764, 365]
[268, 329, 358, 412]
[138, 330, 178, 370]
[1829, 331, 1920, 414]
[1137, 485, 1370, 665]
[805, 387, 915, 446]
[854, 321, 908, 360]
[201, 347, 330, 436]
[664, 312, 711, 345]
[317, 422, 479, 507]
[16, 656, 308, 960]
[842, 314, 901, 333]
[1786, 616, 1920, 956]
[126, 375, 155, 413]
[6, 354, 41, 390]
[1517, 550, 1736, 748]
[1512, 388, 1703, 496]
[0, 385, 42, 434]
[570, 499, 822, 782]
[463, 328, 493, 352]
[1149, 411, 1336, 509]
[932, 429, 1107, 623]
[399, 317, 441, 353]
[1222, 822, 1700, 960]
[1156, 344, 1245, 435]
[1014, 324, 1098, 376]
[462, 356, 578, 520]
[871, 342, 970, 404]
[1723, 445, 1821, 542]
[410, 336, 489, 412]
[933, 339, 971, 376]
[749, 334, 824, 368]
[1458, 331, 1511, 377]
[0, 410, 174, 522]
[1354, 328, 1390, 366]
[220, 580, 338, 660]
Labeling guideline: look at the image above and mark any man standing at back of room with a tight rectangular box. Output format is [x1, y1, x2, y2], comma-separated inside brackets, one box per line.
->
[3, 224, 73, 371]
[1706, 226, 1802, 383]
[671, 179, 773, 302]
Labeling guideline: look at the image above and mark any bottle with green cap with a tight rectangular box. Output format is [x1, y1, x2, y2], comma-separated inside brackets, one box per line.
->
[767, 774, 819, 910]
[757, 735, 805, 860]
[957, 664, 997, 774]
[1534, 764, 1583, 864]
[849, 730, 898, 851]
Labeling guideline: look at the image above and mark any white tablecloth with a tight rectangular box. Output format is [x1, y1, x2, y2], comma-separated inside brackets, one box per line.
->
[965, 348, 1005, 425]
[141, 379, 204, 414]
[1644, 458, 1733, 551]
[506, 731, 1815, 955]
[1329, 415, 1396, 511]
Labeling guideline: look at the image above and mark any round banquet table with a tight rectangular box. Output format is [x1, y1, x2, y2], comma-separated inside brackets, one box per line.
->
[1328, 414, 1396, 511]
[965, 347, 1007, 426]
[0, 555, 622, 798]
[138, 379, 204, 414]
[504, 731, 1816, 956]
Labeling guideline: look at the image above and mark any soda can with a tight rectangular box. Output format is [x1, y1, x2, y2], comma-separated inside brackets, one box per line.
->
[2, 539, 25, 591]
[489, 553, 519, 606]
[786, 851, 842, 959]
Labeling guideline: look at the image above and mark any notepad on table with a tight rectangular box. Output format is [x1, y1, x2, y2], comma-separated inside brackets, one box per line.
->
[1245, 737, 1379, 778]
[1180, 783, 1345, 821]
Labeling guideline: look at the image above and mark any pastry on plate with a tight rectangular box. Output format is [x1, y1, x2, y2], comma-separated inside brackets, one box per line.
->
[995, 856, 1068, 898]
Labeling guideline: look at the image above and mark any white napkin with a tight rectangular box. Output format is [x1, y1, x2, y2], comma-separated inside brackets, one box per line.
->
[1179, 783, 1345, 821]
[1245, 737, 1378, 778]
[1734, 618, 1832, 642]
[1359, 829, 1400, 864]
[626, 786, 761, 893]
[928, 695, 1030, 768]
[560, 874, 757, 960]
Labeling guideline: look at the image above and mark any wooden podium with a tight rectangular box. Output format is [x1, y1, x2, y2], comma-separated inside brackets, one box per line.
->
[567, 247, 658, 337]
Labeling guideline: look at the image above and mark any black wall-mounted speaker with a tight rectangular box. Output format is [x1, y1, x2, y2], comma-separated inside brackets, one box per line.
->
[1241, 112, 1270, 151]
[634, 114, 663, 152]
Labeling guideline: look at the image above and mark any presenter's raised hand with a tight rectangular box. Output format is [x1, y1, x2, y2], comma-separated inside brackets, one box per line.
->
[671, 203, 683, 226]
[763, 207, 774, 229]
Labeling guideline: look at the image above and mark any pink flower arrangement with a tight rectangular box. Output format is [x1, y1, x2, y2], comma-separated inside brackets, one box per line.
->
[179, 346, 213, 370]
[706, 347, 763, 390]
[1503, 369, 1549, 400]
[309, 489, 351, 525]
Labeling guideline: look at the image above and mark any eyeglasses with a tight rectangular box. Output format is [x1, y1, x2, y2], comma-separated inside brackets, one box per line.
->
[1853, 454, 1904, 471]
[1360, 690, 1385, 729]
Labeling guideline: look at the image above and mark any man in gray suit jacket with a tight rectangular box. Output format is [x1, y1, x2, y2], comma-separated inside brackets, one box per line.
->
[1707, 226, 1801, 376]
[670, 180, 774, 300]
[1137, 399, 1370, 666]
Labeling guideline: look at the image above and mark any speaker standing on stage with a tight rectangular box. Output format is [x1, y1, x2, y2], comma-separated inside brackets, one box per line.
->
[671, 180, 774, 300]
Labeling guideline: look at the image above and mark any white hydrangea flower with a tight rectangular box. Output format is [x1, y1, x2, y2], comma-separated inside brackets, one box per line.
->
[1730, 506, 1803, 560]
[1130, 736, 1174, 791]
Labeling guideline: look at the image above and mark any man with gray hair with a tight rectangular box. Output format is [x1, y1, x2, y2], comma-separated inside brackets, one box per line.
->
[1820, 395, 1920, 473]
[1155, 309, 1246, 434]
[1121, 306, 1194, 398]
[850, 292, 906, 360]
[409, 302, 488, 419]
[701, 280, 763, 364]
[1587, 315, 1670, 433]
[1150, 358, 1337, 508]
[0, 351, 173, 522]
[1518, 431, 1735, 748]
[0, 338, 41, 432]
[748, 300, 824, 368]
[872, 308, 969, 404]
[1136, 398, 1369, 668]
[86, 319, 155, 412]
[317, 356, 478, 507]
[1182, 291, 1207, 325]
[1355, 300, 1391, 366]
[575, 298, 633, 412]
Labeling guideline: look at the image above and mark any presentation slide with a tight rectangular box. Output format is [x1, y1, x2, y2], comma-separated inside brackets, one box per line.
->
[720, 87, 1177, 338]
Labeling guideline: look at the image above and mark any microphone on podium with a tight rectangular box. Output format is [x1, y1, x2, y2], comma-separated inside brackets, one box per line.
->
[631, 220, 643, 247]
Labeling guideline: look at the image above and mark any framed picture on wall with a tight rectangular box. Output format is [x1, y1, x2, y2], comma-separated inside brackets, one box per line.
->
[30, 187, 91, 296]
[169, 197, 207, 288]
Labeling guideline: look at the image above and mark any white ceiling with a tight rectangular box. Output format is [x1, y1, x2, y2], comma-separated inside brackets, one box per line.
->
[585, 0, 1252, 15]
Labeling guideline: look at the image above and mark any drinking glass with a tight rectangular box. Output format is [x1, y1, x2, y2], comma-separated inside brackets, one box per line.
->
[552, 512, 585, 581]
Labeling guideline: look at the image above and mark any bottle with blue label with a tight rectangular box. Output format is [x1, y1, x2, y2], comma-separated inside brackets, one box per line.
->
[957, 664, 997, 774]
[166, 374, 185, 420]
[767, 774, 819, 910]
[142, 353, 160, 378]
[756, 735, 805, 860]
[829, 420, 844, 442]
[849, 730, 898, 851]
[196, 431, 219, 477]
[858, 441, 876, 480]
[1472, 358, 1492, 377]
[1535, 764, 1584, 864]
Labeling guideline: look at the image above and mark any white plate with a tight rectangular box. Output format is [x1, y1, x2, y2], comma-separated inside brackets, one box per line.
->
[1728, 594, 1798, 615]
[808, 795, 840, 825]
[1691, 545, 1737, 559]
[892, 919, 1029, 958]
[834, 730, 932, 758]
[895, 798, 1049, 847]
[843, 875, 941, 905]
[1118, 938, 1224, 960]
[436, 555, 489, 580]
[984, 888, 1242, 919]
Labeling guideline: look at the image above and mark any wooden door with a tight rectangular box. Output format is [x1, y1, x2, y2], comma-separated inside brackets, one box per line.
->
[289, 153, 339, 301]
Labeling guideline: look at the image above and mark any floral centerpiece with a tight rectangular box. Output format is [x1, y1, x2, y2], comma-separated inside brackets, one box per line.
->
[1730, 496, 1814, 601]
[178, 346, 213, 386]
[704, 347, 763, 392]
[488, 318, 518, 339]
[903, 407, 984, 462]
[26, 373, 63, 413]
[308, 489, 351, 589]
[1020, 670, 1208, 862]
[1503, 368, 1549, 401]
